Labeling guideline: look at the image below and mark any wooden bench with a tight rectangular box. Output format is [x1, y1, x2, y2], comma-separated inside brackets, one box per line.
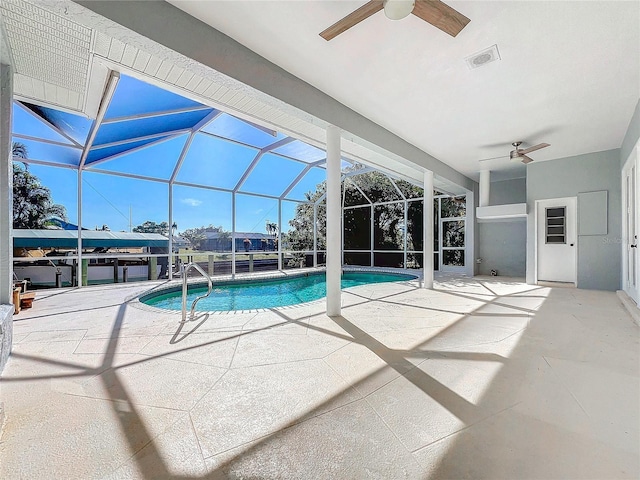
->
[20, 291, 36, 309]
[12, 287, 36, 314]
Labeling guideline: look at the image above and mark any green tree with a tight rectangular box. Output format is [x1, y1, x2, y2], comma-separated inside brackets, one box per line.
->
[133, 220, 170, 235]
[12, 143, 67, 229]
[284, 169, 467, 268]
[181, 224, 229, 250]
[281, 184, 326, 262]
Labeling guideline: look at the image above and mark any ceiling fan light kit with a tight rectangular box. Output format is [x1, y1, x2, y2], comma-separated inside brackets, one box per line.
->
[383, 0, 415, 20]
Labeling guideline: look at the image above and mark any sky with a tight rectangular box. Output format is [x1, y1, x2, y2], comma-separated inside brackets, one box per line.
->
[13, 75, 330, 234]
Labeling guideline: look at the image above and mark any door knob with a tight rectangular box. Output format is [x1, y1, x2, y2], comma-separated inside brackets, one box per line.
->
[570, 243, 574, 246]
[632, 244, 638, 248]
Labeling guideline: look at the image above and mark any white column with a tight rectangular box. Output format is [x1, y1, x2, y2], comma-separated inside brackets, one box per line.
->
[313, 204, 318, 267]
[0, 64, 13, 303]
[403, 200, 408, 268]
[464, 190, 474, 276]
[77, 169, 83, 287]
[422, 170, 434, 289]
[277, 199, 282, 271]
[326, 125, 341, 316]
[370, 205, 374, 266]
[231, 192, 236, 277]
[168, 182, 173, 280]
[479, 169, 490, 207]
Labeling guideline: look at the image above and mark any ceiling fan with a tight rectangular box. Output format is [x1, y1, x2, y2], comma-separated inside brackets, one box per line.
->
[509, 141, 550, 164]
[319, 0, 470, 41]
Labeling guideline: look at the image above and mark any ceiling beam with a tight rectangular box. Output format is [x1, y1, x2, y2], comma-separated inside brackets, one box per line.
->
[12, 133, 83, 150]
[91, 128, 190, 150]
[233, 136, 295, 192]
[101, 105, 211, 124]
[82, 168, 169, 184]
[79, 70, 120, 170]
[279, 158, 325, 199]
[169, 109, 223, 183]
[12, 156, 78, 170]
[84, 133, 184, 169]
[15, 101, 83, 148]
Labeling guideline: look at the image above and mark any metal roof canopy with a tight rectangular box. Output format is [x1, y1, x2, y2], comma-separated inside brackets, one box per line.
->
[13, 230, 169, 249]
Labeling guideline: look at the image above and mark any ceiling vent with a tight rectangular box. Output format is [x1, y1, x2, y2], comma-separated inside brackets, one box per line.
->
[465, 44, 500, 70]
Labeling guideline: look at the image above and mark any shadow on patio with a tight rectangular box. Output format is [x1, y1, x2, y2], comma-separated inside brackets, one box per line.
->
[1, 277, 637, 479]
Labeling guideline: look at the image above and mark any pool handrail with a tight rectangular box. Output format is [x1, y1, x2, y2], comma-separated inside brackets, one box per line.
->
[181, 262, 213, 322]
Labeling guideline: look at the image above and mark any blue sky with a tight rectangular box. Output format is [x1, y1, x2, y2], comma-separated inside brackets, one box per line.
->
[12, 75, 329, 234]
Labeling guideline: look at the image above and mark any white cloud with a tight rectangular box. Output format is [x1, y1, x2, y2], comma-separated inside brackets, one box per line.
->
[181, 198, 202, 207]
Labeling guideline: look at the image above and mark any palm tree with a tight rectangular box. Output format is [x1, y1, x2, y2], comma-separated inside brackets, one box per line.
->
[12, 142, 28, 158]
[265, 220, 278, 238]
[12, 143, 67, 229]
[12, 142, 28, 169]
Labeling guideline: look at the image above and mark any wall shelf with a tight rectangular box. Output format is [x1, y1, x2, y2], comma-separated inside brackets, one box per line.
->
[476, 203, 527, 222]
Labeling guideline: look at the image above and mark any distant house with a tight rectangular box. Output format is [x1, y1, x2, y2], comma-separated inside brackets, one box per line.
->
[171, 235, 189, 252]
[201, 232, 276, 252]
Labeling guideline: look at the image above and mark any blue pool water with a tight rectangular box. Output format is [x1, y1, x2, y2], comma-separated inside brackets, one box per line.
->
[142, 271, 416, 312]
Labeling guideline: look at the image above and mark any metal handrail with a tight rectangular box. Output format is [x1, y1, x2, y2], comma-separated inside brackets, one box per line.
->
[181, 262, 213, 322]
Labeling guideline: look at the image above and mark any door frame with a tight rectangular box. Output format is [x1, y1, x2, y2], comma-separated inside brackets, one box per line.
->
[621, 139, 640, 305]
[534, 196, 578, 286]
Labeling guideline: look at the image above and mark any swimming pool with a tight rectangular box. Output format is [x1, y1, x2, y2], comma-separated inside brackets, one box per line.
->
[141, 271, 416, 312]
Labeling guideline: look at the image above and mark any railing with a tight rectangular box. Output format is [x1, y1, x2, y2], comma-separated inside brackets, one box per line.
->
[181, 262, 213, 322]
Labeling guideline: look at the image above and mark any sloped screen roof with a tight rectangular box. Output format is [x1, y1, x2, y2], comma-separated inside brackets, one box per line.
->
[11, 73, 341, 202]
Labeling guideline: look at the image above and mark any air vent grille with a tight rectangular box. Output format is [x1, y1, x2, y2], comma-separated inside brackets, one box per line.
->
[465, 44, 501, 70]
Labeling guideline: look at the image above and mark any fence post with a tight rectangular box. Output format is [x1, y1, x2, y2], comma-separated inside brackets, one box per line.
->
[81, 259, 88, 287]
[148, 256, 158, 280]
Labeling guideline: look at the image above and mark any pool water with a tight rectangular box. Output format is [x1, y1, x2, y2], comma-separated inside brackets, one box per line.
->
[142, 271, 415, 312]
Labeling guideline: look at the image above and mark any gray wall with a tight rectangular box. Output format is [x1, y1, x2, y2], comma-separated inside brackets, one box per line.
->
[620, 99, 640, 166]
[478, 178, 527, 277]
[526, 149, 621, 291]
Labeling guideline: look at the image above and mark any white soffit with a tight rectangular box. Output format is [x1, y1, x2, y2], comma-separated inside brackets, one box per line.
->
[0, 0, 91, 112]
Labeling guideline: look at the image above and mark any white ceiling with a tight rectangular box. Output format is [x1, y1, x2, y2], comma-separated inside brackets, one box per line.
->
[168, 0, 640, 181]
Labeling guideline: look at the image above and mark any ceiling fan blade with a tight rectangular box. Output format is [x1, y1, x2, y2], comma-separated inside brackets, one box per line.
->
[519, 143, 550, 155]
[320, 1, 383, 41]
[520, 155, 534, 164]
[411, 0, 470, 37]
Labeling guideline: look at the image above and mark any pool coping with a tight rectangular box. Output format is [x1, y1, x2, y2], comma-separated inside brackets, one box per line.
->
[130, 266, 421, 316]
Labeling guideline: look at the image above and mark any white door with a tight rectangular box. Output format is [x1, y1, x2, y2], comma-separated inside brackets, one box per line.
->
[537, 197, 577, 284]
[623, 159, 639, 303]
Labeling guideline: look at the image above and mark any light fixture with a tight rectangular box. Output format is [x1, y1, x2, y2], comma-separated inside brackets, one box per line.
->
[383, 0, 415, 20]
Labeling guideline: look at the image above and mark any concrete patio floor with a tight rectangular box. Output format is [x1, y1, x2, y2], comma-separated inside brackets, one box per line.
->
[0, 274, 638, 479]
